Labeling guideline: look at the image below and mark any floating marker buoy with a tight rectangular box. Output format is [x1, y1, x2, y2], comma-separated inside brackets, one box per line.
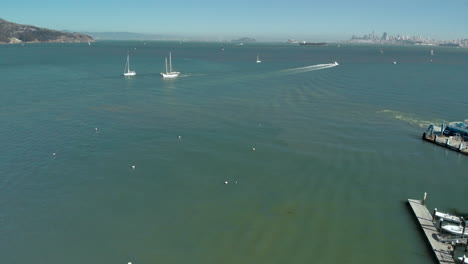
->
[252, 147, 256, 151]
[178, 136, 181, 139]
[128, 262, 132, 264]
[235, 181, 238, 184]
[52, 153, 56, 156]
[224, 181, 228, 184]
[132, 165, 135, 170]
[95, 128, 98, 131]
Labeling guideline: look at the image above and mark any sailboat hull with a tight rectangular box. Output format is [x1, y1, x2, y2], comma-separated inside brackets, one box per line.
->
[124, 71, 136, 76]
[160, 72, 180, 78]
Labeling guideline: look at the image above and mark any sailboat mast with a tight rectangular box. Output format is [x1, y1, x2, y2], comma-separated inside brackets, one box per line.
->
[165, 57, 168, 73]
[124, 54, 129, 73]
[169, 52, 172, 73]
[127, 54, 130, 72]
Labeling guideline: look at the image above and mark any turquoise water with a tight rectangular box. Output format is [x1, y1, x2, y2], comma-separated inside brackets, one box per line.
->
[1, 41, 468, 264]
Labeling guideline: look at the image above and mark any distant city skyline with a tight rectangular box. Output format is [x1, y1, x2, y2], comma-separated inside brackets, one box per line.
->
[2, 0, 467, 41]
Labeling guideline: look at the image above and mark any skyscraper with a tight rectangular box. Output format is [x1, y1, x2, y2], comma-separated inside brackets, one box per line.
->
[382, 32, 388, 41]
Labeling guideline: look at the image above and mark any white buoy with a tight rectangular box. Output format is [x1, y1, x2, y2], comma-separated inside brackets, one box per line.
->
[128, 262, 132, 264]
[252, 147, 256, 151]
[178, 136, 181, 139]
[95, 127, 98, 131]
[52, 152, 56, 156]
[224, 181, 228, 184]
[132, 165, 136, 170]
[235, 181, 238, 184]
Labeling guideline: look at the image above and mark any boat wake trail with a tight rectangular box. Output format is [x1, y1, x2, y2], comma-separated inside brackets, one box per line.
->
[377, 110, 446, 128]
[178, 73, 207, 78]
[279, 62, 339, 75]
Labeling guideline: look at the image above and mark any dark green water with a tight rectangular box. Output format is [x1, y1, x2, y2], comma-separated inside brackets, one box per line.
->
[1, 41, 468, 264]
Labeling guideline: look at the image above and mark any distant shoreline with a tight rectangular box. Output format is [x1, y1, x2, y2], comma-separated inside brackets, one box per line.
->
[1, 40, 466, 49]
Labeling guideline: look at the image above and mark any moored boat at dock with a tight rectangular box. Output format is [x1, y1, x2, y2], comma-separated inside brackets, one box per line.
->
[441, 224, 468, 236]
[435, 211, 462, 224]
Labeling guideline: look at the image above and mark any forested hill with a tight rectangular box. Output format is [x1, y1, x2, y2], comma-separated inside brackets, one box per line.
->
[0, 18, 93, 44]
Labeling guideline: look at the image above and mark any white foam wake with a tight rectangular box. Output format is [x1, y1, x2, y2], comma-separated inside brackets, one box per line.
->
[377, 110, 447, 128]
[178, 73, 207, 78]
[280, 62, 339, 75]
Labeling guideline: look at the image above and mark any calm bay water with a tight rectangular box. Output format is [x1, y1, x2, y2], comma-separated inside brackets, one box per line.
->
[1, 41, 468, 264]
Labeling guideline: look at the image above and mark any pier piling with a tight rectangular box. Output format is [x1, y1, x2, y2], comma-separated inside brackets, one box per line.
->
[465, 236, 468, 252]
[462, 218, 466, 239]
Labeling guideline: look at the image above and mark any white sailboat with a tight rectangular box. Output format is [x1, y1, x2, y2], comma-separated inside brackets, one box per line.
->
[123, 53, 136, 76]
[256, 54, 261, 63]
[160, 52, 180, 78]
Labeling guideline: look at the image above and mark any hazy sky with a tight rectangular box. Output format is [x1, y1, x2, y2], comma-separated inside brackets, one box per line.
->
[2, 0, 467, 41]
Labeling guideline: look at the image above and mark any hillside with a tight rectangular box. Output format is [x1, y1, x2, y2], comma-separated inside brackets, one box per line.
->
[0, 18, 93, 44]
[231, 37, 256, 43]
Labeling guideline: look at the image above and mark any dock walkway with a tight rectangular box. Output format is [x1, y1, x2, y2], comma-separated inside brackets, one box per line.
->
[408, 199, 455, 264]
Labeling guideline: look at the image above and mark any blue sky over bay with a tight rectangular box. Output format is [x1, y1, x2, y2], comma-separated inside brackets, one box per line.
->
[2, 0, 467, 40]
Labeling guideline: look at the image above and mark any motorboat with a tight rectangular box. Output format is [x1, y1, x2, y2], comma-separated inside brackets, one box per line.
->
[435, 211, 462, 224]
[442, 224, 468, 236]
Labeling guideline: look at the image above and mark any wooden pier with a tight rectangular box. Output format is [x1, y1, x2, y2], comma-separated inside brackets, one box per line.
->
[408, 199, 455, 264]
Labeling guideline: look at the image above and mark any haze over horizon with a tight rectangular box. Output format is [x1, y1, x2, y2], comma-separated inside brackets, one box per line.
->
[2, 0, 467, 41]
